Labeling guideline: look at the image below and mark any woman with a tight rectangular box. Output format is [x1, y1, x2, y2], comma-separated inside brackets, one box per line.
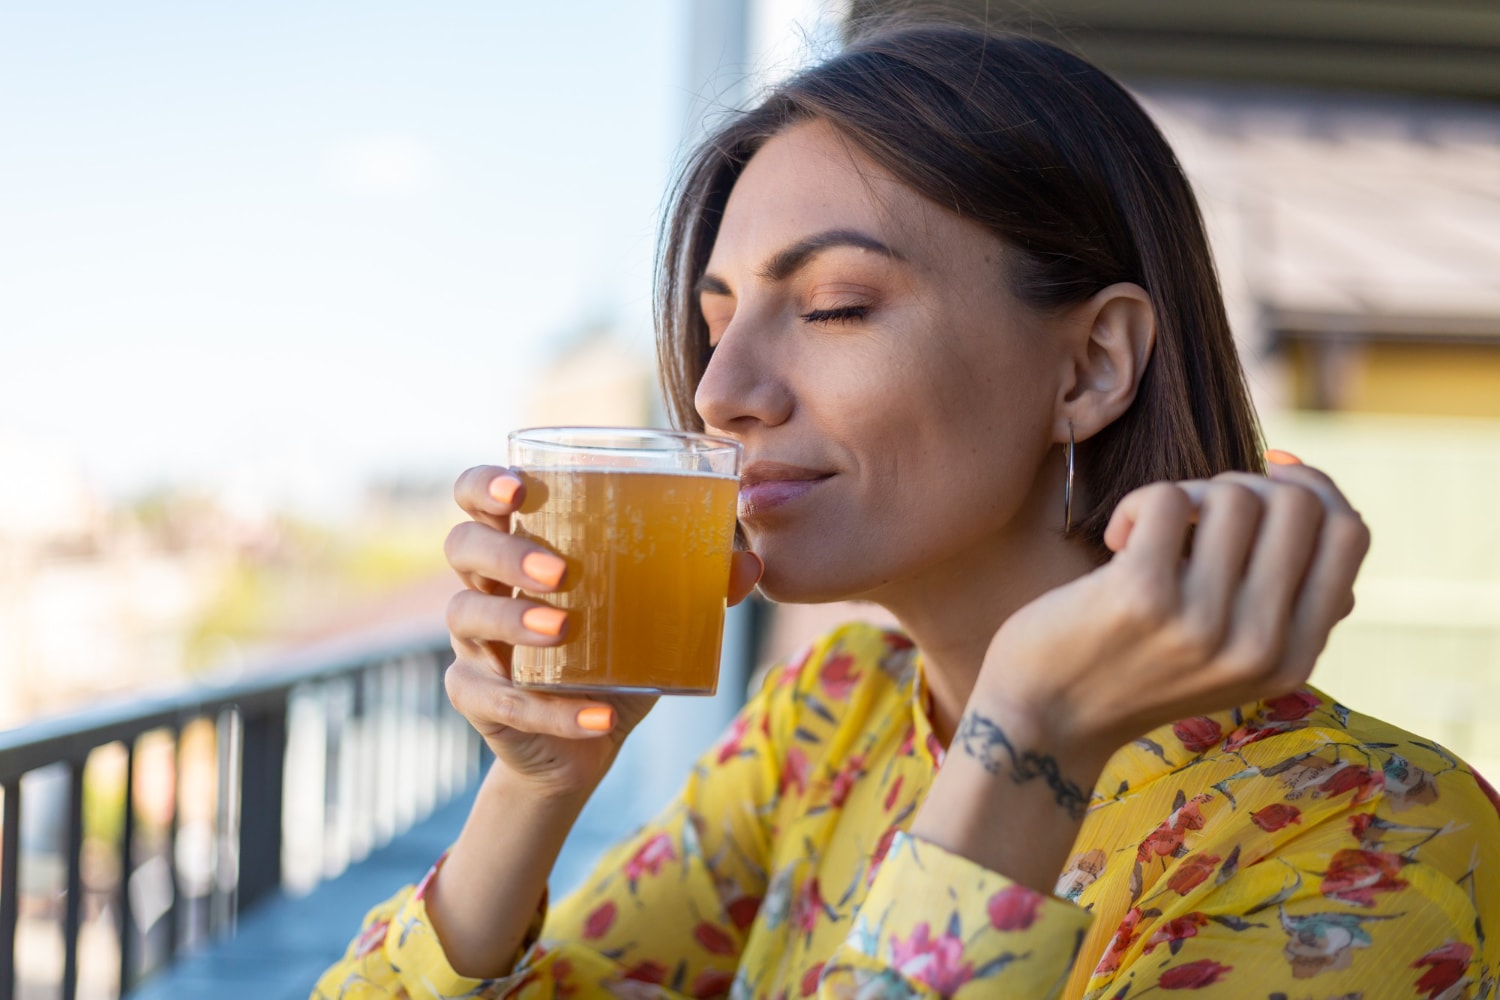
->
[316, 20, 1500, 999]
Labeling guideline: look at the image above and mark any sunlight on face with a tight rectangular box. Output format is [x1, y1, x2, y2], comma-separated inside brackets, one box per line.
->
[695, 120, 1069, 604]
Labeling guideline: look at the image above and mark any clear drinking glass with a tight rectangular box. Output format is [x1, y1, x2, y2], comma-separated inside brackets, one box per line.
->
[507, 427, 742, 695]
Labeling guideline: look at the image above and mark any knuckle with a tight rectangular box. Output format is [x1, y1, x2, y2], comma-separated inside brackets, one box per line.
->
[1145, 481, 1191, 510]
[1215, 480, 1260, 507]
[1290, 463, 1337, 493]
[445, 589, 470, 632]
[1121, 480, 1178, 513]
[444, 520, 475, 563]
[488, 689, 531, 730]
[1208, 481, 1262, 519]
[1114, 574, 1174, 628]
[443, 660, 473, 708]
[1327, 512, 1372, 558]
[1167, 615, 1224, 661]
[1221, 631, 1283, 679]
[1211, 471, 1264, 493]
[454, 465, 492, 507]
[1270, 481, 1323, 521]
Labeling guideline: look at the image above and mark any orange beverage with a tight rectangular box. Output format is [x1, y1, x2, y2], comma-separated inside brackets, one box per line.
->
[507, 429, 741, 695]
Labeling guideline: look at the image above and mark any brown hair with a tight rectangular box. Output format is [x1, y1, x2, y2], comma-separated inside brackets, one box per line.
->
[656, 18, 1265, 552]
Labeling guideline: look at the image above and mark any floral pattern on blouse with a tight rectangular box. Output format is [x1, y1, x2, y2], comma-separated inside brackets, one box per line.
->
[314, 622, 1500, 999]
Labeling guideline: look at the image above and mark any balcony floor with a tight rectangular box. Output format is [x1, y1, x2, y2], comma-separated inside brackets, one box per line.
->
[125, 785, 478, 1000]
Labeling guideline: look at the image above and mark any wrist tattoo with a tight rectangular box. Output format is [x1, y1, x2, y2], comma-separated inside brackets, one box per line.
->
[954, 712, 1090, 821]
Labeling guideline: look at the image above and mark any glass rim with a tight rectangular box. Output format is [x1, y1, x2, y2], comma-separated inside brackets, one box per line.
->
[508, 425, 741, 455]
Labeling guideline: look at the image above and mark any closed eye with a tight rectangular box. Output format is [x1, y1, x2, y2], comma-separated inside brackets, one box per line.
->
[801, 306, 869, 325]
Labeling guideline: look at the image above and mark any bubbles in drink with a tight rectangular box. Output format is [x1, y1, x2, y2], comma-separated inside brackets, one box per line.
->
[511, 468, 737, 694]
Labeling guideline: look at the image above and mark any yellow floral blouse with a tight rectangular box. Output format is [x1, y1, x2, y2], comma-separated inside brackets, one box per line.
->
[315, 622, 1500, 999]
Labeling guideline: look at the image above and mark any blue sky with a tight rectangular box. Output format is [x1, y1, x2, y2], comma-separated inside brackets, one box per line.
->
[0, 1, 690, 510]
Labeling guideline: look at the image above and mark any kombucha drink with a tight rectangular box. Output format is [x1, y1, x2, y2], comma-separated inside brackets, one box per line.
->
[510, 466, 738, 694]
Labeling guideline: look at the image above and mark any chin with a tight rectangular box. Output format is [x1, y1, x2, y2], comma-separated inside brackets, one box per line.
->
[753, 553, 880, 606]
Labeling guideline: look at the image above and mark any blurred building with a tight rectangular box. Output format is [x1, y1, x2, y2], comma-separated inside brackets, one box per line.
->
[522, 322, 659, 429]
[0, 429, 232, 729]
[0, 422, 461, 733]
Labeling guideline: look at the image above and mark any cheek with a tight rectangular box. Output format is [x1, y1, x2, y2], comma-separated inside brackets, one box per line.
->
[934, 331, 1055, 440]
[897, 348, 1025, 453]
[893, 350, 1053, 515]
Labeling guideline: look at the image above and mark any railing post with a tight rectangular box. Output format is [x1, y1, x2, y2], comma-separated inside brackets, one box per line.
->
[0, 778, 19, 1000]
[164, 728, 182, 963]
[212, 708, 240, 938]
[61, 760, 85, 1000]
[119, 740, 137, 996]
[236, 704, 287, 912]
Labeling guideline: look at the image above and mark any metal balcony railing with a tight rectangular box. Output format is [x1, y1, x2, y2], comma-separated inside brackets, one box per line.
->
[0, 629, 474, 1000]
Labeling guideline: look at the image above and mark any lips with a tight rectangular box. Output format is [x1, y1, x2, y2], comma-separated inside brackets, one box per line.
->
[739, 461, 832, 518]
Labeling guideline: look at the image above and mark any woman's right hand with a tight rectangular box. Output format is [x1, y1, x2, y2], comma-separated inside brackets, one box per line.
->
[442, 465, 763, 799]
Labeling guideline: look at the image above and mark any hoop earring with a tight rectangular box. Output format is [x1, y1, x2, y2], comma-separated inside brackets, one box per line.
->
[1063, 423, 1076, 534]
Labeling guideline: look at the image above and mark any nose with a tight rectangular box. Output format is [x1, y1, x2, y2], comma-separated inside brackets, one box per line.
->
[693, 317, 794, 434]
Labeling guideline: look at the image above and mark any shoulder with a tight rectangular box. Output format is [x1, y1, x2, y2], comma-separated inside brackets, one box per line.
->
[1232, 688, 1497, 820]
[1093, 689, 1500, 963]
[1190, 687, 1500, 889]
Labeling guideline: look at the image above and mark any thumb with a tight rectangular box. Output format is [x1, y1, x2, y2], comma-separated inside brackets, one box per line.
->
[727, 551, 764, 607]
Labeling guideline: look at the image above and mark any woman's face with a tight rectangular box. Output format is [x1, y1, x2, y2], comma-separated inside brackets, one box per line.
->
[696, 120, 1071, 604]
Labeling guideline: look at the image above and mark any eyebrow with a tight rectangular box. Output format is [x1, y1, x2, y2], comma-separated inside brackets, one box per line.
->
[694, 228, 902, 298]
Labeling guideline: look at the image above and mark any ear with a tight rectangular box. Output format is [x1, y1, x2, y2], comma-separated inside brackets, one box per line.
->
[1054, 282, 1156, 443]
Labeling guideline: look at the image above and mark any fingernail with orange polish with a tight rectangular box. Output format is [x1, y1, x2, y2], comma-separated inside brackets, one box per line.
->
[522, 552, 567, 589]
[521, 606, 567, 637]
[489, 474, 521, 505]
[1265, 449, 1303, 466]
[577, 707, 614, 732]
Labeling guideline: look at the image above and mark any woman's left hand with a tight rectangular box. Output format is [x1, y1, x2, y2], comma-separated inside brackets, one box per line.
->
[911, 458, 1370, 893]
[981, 458, 1370, 776]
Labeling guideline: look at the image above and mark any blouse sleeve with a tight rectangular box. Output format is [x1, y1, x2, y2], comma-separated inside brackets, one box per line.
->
[819, 833, 1093, 998]
[311, 657, 795, 1000]
[310, 856, 546, 1000]
[818, 836, 1493, 1000]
